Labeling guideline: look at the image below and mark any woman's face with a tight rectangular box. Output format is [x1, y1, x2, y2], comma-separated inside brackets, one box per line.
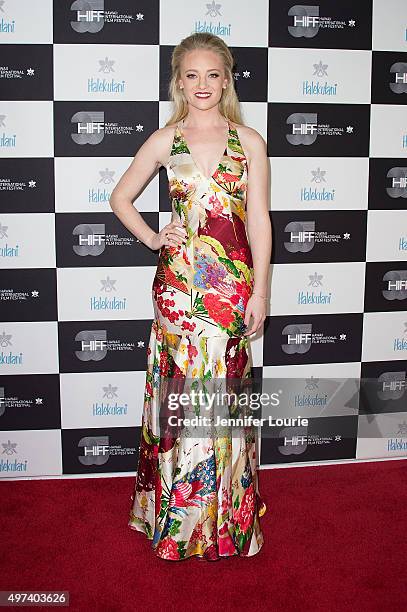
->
[178, 48, 228, 111]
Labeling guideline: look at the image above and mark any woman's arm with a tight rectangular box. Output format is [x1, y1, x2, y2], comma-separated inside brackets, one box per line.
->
[109, 128, 172, 249]
[245, 127, 272, 298]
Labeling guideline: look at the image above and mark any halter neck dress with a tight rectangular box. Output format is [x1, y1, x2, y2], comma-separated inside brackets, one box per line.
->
[128, 118, 266, 561]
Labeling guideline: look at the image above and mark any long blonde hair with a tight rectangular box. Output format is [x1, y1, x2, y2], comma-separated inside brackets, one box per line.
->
[165, 32, 244, 127]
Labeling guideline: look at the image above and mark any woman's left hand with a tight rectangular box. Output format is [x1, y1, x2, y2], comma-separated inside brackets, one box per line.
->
[243, 294, 267, 336]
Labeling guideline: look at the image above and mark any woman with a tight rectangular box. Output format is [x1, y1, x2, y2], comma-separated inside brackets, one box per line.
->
[110, 32, 272, 561]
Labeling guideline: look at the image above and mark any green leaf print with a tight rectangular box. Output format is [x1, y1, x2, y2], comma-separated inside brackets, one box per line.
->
[238, 532, 246, 550]
[169, 519, 182, 536]
[192, 293, 207, 314]
[161, 251, 174, 266]
[200, 235, 227, 258]
[234, 311, 245, 329]
[199, 337, 209, 364]
[233, 259, 252, 285]
[202, 370, 213, 382]
[177, 541, 187, 558]
[159, 506, 167, 520]
[173, 200, 187, 220]
[191, 379, 200, 392]
[175, 271, 188, 284]
[191, 380, 201, 414]
[130, 515, 153, 539]
[144, 369, 154, 401]
[172, 137, 189, 155]
[218, 257, 240, 279]
[229, 128, 244, 155]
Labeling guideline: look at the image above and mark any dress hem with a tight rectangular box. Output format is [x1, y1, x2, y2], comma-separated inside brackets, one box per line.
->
[128, 521, 265, 561]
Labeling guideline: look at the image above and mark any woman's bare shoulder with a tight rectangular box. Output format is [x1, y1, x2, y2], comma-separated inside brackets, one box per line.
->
[144, 123, 178, 168]
[231, 122, 267, 160]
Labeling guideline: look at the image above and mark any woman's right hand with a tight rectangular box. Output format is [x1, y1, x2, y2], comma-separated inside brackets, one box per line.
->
[150, 221, 188, 251]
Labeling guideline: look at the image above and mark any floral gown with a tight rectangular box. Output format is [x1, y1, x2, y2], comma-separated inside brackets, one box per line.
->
[128, 117, 266, 561]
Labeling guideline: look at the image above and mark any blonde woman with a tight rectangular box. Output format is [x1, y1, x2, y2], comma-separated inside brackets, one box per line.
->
[110, 32, 272, 561]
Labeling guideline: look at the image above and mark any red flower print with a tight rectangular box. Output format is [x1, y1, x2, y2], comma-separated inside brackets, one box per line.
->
[221, 486, 232, 514]
[202, 543, 219, 560]
[230, 155, 245, 162]
[187, 344, 198, 364]
[203, 293, 235, 328]
[180, 320, 196, 332]
[156, 295, 181, 324]
[159, 350, 170, 376]
[208, 193, 224, 216]
[156, 536, 180, 560]
[167, 245, 181, 257]
[154, 261, 189, 293]
[229, 247, 251, 265]
[172, 361, 186, 379]
[228, 281, 251, 309]
[154, 466, 162, 515]
[234, 483, 255, 534]
[221, 171, 240, 182]
[219, 523, 237, 555]
[169, 480, 205, 507]
[190, 521, 208, 549]
[213, 165, 240, 183]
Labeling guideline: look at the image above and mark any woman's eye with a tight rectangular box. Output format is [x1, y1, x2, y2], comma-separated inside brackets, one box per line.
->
[185, 73, 219, 78]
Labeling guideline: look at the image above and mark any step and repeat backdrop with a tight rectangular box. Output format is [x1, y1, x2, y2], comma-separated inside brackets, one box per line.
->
[1, 0, 407, 479]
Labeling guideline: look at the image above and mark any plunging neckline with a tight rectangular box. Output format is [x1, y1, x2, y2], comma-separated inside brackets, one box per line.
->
[177, 118, 230, 181]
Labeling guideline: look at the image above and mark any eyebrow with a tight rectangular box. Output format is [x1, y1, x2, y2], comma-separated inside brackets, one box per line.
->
[184, 68, 221, 72]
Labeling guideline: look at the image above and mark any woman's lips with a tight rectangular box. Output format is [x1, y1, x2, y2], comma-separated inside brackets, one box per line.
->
[195, 92, 212, 98]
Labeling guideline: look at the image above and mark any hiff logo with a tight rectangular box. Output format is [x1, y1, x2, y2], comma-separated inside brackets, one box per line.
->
[78, 436, 110, 465]
[382, 270, 407, 300]
[279, 427, 309, 455]
[389, 62, 407, 93]
[386, 168, 407, 198]
[286, 113, 318, 145]
[282, 323, 313, 354]
[378, 371, 406, 400]
[75, 330, 108, 361]
[71, 111, 105, 145]
[73, 224, 105, 256]
[288, 5, 320, 38]
[71, 0, 104, 33]
[284, 220, 315, 252]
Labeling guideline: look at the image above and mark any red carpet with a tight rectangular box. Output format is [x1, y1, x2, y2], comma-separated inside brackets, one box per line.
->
[1, 459, 406, 612]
